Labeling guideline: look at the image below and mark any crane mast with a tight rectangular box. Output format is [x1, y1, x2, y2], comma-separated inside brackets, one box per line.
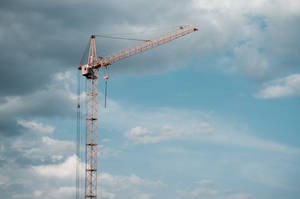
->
[78, 25, 197, 199]
[84, 35, 99, 199]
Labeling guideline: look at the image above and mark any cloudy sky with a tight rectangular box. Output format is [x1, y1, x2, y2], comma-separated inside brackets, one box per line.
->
[0, 0, 300, 199]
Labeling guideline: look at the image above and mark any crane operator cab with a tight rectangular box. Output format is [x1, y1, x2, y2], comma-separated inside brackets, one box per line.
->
[81, 64, 95, 79]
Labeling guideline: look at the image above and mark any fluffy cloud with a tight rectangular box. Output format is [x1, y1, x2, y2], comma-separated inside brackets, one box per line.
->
[34, 155, 77, 179]
[0, 120, 76, 199]
[17, 119, 55, 134]
[0, 122, 75, 167]
[0, 157, 163, 199]
[27, 157, 165, 199]
[0, 117, 164, 199]
[256, 73, 300, 98]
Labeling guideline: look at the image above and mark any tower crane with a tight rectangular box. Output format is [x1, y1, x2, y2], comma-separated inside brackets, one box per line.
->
[77, 24, 198, 199]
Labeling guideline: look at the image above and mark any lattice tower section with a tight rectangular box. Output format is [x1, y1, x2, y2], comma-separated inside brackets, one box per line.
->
[85, 37, 99, 199]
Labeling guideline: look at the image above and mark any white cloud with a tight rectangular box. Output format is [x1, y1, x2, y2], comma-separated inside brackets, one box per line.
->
[192, 0, 300, 15]
[17, 119, 55, 134]
[256, 73, 300, 98]
[125, 123, 214, 144]
[126, 126, 152, 137]
[0, 113, 163, 198]
[9, 134, 75, 164]
[190, 0, 300, 80]
[31, 156, 165, 199]
[33, 155, 78, 179]
[0, 121, 165, 199]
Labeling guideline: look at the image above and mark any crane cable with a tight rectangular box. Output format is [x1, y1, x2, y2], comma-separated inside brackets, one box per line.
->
[80, 40, 91, 66]
[105, 80, 107, 108]
[76, 69, 81, 199]
[94, 34, 149, 42]
[76, 40, 89, 199]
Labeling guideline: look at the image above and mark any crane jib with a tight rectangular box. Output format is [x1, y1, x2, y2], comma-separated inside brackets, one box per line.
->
[78, 25, 198, 73]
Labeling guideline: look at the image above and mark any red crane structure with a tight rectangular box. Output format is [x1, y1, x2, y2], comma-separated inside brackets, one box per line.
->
[77, 24, 197, 199]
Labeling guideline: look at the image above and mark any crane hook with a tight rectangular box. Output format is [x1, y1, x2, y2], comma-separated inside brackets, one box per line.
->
[104, 70, 109, 108]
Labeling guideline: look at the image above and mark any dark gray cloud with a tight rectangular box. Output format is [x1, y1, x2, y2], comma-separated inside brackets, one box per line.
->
[1, 0, 299, 98]
[0, 71, 76, 136]
[0, 0, 226, 96]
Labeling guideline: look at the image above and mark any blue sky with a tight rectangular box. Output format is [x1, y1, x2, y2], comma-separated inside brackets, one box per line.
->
[0, 0, 300, 199]
[96, 65, 300, 198]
